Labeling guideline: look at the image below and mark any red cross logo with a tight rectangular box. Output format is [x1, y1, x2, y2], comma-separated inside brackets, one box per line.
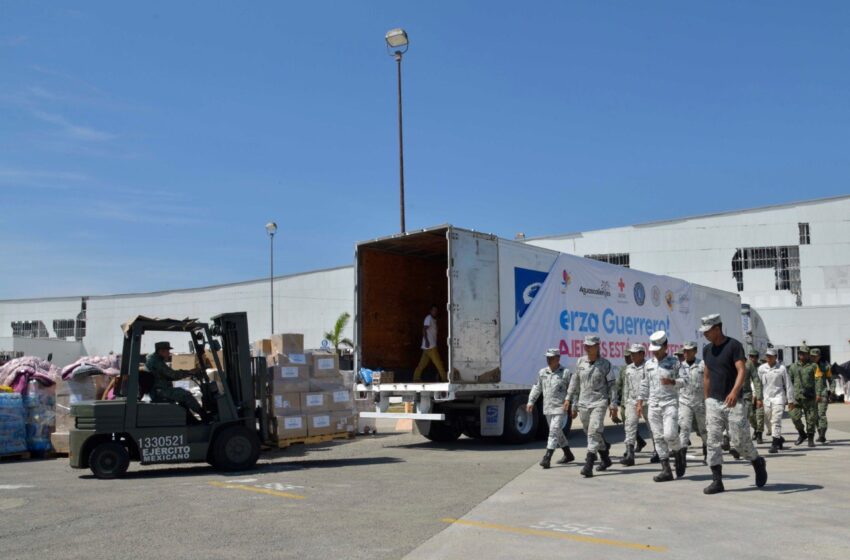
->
[618, 278, 625, 292]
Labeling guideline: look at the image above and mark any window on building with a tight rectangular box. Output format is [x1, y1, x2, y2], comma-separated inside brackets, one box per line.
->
[584, 253, 630, 268]
[731, 246, 801, 297]
[10, 320, 50, 338]
[53, 319, 76, 338]
[798, 223, 810, 245]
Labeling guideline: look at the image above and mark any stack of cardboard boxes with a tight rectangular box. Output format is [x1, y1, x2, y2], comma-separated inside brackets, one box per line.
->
[263, 334, 356, 441]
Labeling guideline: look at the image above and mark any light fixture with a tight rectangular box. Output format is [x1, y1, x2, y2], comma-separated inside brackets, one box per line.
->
[385, 28, 409, 53]
[265, 222, 277, 236]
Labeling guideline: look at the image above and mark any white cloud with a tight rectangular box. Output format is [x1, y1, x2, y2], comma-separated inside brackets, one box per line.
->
[31, 110, 116, 142]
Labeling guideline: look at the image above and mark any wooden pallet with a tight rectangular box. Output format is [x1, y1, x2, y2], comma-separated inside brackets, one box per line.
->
[0, 451, 31, 461]
[276, 431, 355, 449]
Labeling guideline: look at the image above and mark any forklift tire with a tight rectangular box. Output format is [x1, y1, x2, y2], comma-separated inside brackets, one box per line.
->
[211, 425, 260, 471]
[89, 442, 130, 479]
[502, 394, 537, 444]
[416, 420, 462, 443]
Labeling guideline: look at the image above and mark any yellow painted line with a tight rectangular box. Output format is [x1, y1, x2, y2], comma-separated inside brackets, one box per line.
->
[208, 481, 305, 500]
[440, 518, 667, 553]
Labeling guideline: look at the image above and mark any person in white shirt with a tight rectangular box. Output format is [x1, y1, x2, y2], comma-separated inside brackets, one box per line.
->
[412, 305, 447, 382]
[758, 348, 795, 454]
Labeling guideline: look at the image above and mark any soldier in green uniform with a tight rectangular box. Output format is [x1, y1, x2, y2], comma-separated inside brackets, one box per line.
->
[146, 341, 206, 419]
[812, 348, 832, 443]
[746, 349, 765, 444]
[788, 345, 818, 447]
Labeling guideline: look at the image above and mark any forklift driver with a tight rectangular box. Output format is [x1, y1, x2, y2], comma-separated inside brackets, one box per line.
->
[146, 342, 207, 420]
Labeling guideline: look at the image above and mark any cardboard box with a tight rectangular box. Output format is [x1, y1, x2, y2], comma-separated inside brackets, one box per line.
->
[270, 364, 309, 382]
[307, 351, 340, 378]
[268, 353, 307, 367]
[308, 372, 346, 391]
[203, 350, 224, 369]
[373, 370, 394, 384]
[252, 339, 272, 356]
[271, 333, 304, 355]
[328, 388, 354, 412]
[273, 392, 301, 414]
[331, 411, 356, 434]
[307, 413, 335, 436]
[277, 415, 307, 439]
[171, 353, 198, 370]
[271, 379, 310, 393]
[301, 391, 331, 413]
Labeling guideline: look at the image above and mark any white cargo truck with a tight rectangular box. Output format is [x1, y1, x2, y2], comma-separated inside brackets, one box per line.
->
[355, 226, 743, 443]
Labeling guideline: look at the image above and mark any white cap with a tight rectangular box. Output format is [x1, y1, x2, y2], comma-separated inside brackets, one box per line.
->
[682, 341, 698, 351]
[583, 335, 600, 346]
[545, 348, 560, 358]
[649, 330, 668, 351]
[698, 313, 722, 333]
[765, 348, 777, 357]
[629, 343, 645, 354]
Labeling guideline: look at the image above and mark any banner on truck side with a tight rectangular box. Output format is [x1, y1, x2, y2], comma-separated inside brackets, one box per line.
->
[501, 252, 693, 385]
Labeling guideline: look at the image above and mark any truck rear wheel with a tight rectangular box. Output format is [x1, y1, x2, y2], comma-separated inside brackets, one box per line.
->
[502, 394, 537, 444]
[212, 425, 260, 471]
[89, 442, 130, 479]
[416, 419, 462, 442]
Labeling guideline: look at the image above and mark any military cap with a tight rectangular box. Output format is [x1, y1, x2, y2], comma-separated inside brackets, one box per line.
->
[155, 341, 173, 352]
[545, 348, 560, 358]
[674, 349, 684, 356]
[765, 348, 777, 357]
[583, 335, 600, 346]
[810, 348, 821, 356]
[649, 330, 668, 351]
[624, 348, 632, 357]
[799, 344, 810, 354]
[682, 341, 698, 351]
[698, 314, 722, 332]
[629, 343, 646, 354]
[748, 348, 759, 357]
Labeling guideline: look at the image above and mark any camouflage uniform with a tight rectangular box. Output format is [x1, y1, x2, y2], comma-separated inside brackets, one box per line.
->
[640, 354, 685, 461]
[788, 358, 818, 441]
[813, 350, 831, 441]
[678, 358, 707, 449]
[566, 355, 617, 454]
[146, 352, 203, 414]
[622, 360, 647, 447]
[746, 358, 765, 437]
[528, 365, 572, 450]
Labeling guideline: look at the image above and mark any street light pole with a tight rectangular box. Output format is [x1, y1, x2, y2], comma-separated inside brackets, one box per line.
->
[385, 28, 409, 234]
[265, 222, 278, 335]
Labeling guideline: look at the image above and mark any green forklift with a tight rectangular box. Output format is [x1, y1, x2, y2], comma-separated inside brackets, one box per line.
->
[69, 312, 275, 478]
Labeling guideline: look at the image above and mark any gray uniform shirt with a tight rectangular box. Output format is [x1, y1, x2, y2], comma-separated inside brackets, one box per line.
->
[640, 355, 685, 407]
[622, 362, 646, 404]
[567, 356, 617, 409]
[528, 366, 571, 415]
[678, 359, 705, 407]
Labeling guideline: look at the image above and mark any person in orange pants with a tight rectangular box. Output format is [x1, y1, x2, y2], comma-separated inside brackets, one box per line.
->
[412, 304, 447, 382]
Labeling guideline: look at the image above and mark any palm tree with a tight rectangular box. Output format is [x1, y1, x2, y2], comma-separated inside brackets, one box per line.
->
[324, 312, 353, 355]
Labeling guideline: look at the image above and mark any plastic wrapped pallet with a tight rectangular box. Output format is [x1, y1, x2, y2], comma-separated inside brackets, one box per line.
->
[0, 392, 28, 455]
[24, 378, 56, 452]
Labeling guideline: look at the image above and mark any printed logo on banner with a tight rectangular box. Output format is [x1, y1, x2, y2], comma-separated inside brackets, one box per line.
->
[678, 292, 690, 314]
[633, 282, 646, 306]
[579, 281, 612, 298]
[617, 278, 628, 303]
[514, 267, 549, 325]
[561, 270, 572, 289]
[665, 290, 674, 311]
[651, 285, 661, 307]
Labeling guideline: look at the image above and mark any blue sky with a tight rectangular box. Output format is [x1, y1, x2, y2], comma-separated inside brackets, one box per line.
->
[1, 2, 848, 298]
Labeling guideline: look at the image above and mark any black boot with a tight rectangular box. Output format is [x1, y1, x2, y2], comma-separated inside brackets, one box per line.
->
[768, 437, 780, 454]
[755, 432, 763, 445]
[729, 447, 740, 460]
[704, 465, 725, 494]
[779, 436, 786, 450]
[636, 434, 647, 453]
[620, 444, 635, 466]
[721, 435, 730, 451]
[674, 448, 687, 478]
[817, 429, 827, 444]
[539, 449, 554, 469]
[702, 443, 707, 464]
[807, 434, 815, 448]
[556, 446, 575, 464]
[794, 430, 806, 446]
[752, 431, 758, 441]
[653, 458, 673, 482]
[580, 452, 596, 478]
[602, 436, 611, 452]
[596, 448, 613, 472]
[752, 456, 767, 488]
[649, 451, 660, 464]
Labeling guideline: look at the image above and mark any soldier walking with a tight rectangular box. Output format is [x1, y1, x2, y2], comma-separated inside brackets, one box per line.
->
[638, 331, 686, 482]
[620, 344, 648, 466]
[565, 335, 619, 478]
[527, 349, 574, 469]
[758, 348, 794, 454]
[788, 345, 818, 447]
[812, 348, 832, 443]
[700, 314, 767, 494]
[678, 341, 708, 463]
[746, 349, 765, 444]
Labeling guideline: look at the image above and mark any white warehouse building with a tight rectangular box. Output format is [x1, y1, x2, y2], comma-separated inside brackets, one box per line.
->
[1, 195, 848, 366]
[525, 194, 850, 364]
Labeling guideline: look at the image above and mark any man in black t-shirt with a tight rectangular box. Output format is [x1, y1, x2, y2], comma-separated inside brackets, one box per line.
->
[700, 314, 768, 494]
